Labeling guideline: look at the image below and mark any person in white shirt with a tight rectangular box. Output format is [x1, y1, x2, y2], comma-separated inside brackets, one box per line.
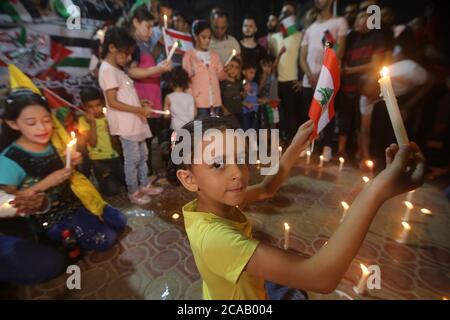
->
[300, 0, 348, 161]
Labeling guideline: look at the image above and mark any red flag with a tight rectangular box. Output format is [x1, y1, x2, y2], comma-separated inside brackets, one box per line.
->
[308, 47, 340, 139]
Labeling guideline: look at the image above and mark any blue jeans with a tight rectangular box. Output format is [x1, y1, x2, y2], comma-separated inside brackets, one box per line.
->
[47, 205, 127, 252]
[265, 281, 309, 300]
[242, 111, 258, 131]
[0, 235, 66, 285]
[119, 138, 149, 194]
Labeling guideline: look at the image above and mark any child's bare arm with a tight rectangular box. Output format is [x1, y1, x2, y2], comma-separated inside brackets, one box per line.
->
[163, 95, 171, 119]
[243, 120, 313, 205]
[246, 143, 425, 293]
[104, 88, 150, 118]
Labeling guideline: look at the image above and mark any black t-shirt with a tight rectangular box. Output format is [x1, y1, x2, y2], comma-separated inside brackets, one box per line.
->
[239, 42, 266, 69]
[342, 30, 386, 93]
[220, 80, 243, 115]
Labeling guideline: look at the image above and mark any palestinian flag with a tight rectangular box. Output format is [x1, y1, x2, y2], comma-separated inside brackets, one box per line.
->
[0, 0, 41, 23]
[308, 47, 340, 139]
[163, 28, 194, 54]
[280, 15, 297, 38]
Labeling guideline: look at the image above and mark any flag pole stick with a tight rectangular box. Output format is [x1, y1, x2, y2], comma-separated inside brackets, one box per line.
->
[310, 140, 315, 153]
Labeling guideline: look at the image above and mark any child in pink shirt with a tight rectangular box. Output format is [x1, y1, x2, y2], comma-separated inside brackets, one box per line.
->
[182, 20, 229, 118]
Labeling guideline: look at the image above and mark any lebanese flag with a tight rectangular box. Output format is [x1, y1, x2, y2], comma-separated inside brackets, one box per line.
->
[308, 47, 340, 139]
[162, 28, 194, 54]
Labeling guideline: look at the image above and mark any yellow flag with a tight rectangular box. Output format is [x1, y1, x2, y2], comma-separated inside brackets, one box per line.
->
[8, 64, 41, 94]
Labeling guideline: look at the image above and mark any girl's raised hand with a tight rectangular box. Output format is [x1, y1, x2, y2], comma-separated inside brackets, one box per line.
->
[292, 120, 314, 152]
[373, 143, 425, 200]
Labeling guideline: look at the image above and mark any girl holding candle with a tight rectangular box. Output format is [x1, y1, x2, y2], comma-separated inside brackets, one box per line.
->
[127, 6, 172, 177]
[182, 20, 229, 119]
[0, 89, 127, 254]
[169, 116, 425, 300]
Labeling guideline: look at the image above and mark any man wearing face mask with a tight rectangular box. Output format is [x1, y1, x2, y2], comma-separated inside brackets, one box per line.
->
[239, 16, 267, 76]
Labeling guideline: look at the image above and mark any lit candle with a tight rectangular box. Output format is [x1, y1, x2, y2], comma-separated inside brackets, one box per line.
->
[283, 222, 290, 250]
[65, 131, 77, 168]
[406, 190, 415, 202]
[319, 155, 324, 168]
[365, 160, 374, 173]
[396, 221, 411, 243]
[224, 49, 237, 66]
[102, 107, 107, 116]
[306, 150, 311, 165]
[172, 213, 180, 221]
[353, 263, 370, 295]
[362, 176, 370, 183]
[378, 67, 409, 146]
[256, 159, 261, 168]
[278, 146, 282, 155]
[420, 208, 432, 215]
[339, 157, 344, 171]
[166, 41, 178, 62]
[163, 14, 168, 28]
[340, 201, 349, 223]
[403, 201, 413, 221]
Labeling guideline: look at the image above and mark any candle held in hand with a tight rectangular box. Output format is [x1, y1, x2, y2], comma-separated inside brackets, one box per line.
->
[65, 131, 77, 168]
[167, 41, 178, 62]
[378, 67, 409, 146]
[224, 49, 237, 66]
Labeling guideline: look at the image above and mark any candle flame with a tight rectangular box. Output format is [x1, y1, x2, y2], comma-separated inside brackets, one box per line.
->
[443, 297, 448, 300]
[404, 201, 413, 209]
[365, 160, 374, 168]
[256, 159, 261, 164]
[401, 221, 411, 230]
[163, 14, 167, 20]
[232, 49, 236, 55]
[102, 107, 107, 115]
[420, 208, 432, 215]
[320, 155, 324, 160]
[360, 263, 370, 275]
[70, 131, 76, 139]
[306, 150, 311, 156]
[341, 201, 349, 210]
[380, 66, 389, 77]
[339, 157, 344, 163]
[284, 222, 290, 231]
[362, 176, 370, 183]
[278, 146, 282, 152]
[42, 222, 48, 227]
[172, 213, 180, 220]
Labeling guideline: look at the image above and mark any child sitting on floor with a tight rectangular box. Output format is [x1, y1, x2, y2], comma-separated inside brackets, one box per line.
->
[169, 117, 425, 299]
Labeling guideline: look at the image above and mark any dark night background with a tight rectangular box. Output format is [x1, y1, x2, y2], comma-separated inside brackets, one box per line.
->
[165, 0, 432, 37]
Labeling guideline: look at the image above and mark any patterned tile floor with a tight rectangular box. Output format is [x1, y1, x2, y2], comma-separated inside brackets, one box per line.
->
[3, 156, 450, 300]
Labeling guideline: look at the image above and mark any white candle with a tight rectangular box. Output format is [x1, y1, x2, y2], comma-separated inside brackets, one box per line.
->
[0, 195, 17, 218]
[406, 190, 415, 202]
[102, 107, 107, 116]
[283, 222, 290, 250]
[224, 49, 237, 66]
[65, 131, 77, 168]
[339, 157, 344, 171]
[166, 41, 178, 62]
[353, 263, 370, 295]
[319, 155, 324, 167]
[396, 221, 411, 243]
[152, 109, 171, 115]
[420, 208, 432, 215]
[340, 201, 349, 223]
[306, 150, 311, 165]
[403, 201, 413, 221]
[278, 146, 282, 155]
[163, 14, 168, 29]
[378, 67, 409, 146]
[362, 176, 370, 183]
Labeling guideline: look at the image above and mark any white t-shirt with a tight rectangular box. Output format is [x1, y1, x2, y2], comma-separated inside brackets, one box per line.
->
[195, 50, 211, 66]
[301, 17, 348, 87]
[390, 60, 429, 96]
[270, 31, 302, 82]
[98, 61, 152, 141]
[168, 92, 195, 130]
[210, 35, 241, 65]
